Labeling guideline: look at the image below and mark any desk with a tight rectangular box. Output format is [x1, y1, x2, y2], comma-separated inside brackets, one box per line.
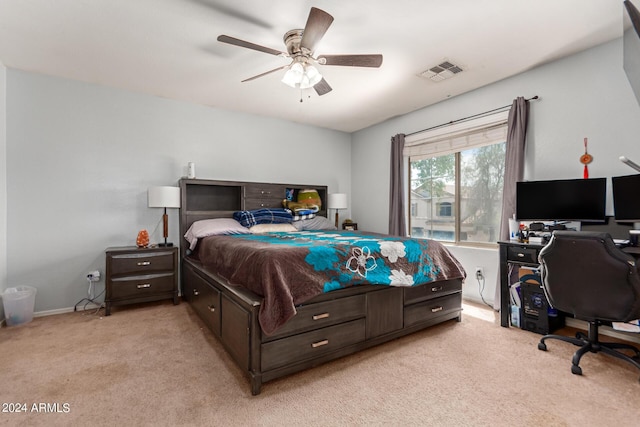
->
[498, 240, 640, 327]
[498, 241, 544, 327]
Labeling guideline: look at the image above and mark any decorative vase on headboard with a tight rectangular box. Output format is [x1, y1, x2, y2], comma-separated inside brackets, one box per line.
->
[136, 230, 149, 248]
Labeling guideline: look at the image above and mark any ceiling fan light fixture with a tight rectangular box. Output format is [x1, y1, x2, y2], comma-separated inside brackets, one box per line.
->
[281, 63, 322, 89]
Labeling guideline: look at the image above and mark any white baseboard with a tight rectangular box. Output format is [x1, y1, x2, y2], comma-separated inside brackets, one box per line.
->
[565, 317, 640, 345]
[1, 303, 104, 326]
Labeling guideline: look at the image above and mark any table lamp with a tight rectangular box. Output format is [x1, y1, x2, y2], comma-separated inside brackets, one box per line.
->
[328, 193, 348, 229]
[148, 186, 181, 247]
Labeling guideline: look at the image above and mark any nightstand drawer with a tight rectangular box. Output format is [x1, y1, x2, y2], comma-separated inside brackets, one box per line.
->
[109, 273, 175, 300]
[108, 251, 175, 276]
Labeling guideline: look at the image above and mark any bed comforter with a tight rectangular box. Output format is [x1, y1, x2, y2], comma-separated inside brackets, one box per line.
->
[194, 230, 466, 334]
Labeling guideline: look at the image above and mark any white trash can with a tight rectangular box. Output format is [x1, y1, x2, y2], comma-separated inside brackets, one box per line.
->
[2, 286, 37, 326]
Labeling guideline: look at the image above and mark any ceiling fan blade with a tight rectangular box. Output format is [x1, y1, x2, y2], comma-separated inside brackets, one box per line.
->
[241, 65, 290, 82]
[314, 78, 332, 96]
[318, 54, 383, 68]
[217, 35, 286, 56]
[300, 7, 334, 53]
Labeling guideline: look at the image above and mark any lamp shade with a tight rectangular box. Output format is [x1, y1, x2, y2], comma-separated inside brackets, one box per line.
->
[327, 193, 348, 210]
[148, 186, 180, 208]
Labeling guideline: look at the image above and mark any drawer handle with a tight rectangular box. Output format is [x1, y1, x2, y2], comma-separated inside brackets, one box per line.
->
[431, 286, 443, 292]
[137, 261, 151, 266]
[193, 289, 199, 296]
[517, 253, 525, 258]
[312, 313, 330, 321]
[208, 305, 215, 312]
[311, 339, 329, 348]
[137, 283, 151, 289]
[431, 306, 443, 313]
[261, 190, 271, 195]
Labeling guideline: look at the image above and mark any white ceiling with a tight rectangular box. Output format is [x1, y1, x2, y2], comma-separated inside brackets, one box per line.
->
[0, 0, 625, 133]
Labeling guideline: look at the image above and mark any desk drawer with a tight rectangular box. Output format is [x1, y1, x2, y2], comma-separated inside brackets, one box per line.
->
[265, 295, 366, 340]
[262, 318, 365, 371]
[109, 273, 175, 300]
[507, 246, 539, 264]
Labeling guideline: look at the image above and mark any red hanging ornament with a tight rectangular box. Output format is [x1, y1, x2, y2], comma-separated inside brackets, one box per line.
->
[580, 137, 592, 179]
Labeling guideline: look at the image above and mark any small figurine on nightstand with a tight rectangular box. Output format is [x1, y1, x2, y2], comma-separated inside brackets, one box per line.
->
[136, 229, 149, 248]
[342, 219, 358, 231]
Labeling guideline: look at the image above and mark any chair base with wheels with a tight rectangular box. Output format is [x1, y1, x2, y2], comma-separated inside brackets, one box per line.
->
[538, 319, 640, 379]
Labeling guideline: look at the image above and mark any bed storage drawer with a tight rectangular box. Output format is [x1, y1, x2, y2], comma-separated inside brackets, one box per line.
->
[261, 318, 366, 371]
[264, 294, 366, 341]
[184, 267, 221, 336]
[404, 279, 462, 305]
[404, 292, 462, 328]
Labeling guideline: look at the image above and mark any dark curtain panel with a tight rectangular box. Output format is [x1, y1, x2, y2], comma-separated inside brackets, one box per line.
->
[389, 134, 407, 236]
[495, 96, 529, 309]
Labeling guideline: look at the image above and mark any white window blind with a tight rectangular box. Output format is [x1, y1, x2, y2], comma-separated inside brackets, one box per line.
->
[404, 110, 509, 160]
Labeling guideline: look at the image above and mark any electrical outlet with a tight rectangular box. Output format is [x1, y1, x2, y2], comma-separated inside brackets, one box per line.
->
[475, 267, 484, 280]
[87, 270, 101, 282]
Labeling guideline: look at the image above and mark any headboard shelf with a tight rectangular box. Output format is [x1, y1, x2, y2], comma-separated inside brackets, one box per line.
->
[179, 178, 329, 258]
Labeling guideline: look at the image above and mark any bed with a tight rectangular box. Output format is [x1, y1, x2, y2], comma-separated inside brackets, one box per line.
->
[179, 178, 466, 395]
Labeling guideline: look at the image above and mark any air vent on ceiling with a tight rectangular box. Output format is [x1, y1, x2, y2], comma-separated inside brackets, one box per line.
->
[419, 60, 464, 82]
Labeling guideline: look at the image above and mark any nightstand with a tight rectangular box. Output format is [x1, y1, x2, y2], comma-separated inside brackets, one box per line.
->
[105, 246, 179, 315]
[342, 222, 358, 231]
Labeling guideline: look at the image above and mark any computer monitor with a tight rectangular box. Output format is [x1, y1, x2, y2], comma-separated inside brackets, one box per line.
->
[516, 178, 607, 223]
[612, 174, 640, 227]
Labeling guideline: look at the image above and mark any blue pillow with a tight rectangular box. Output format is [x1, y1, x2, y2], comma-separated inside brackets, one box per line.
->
[233, 208, 293, 228]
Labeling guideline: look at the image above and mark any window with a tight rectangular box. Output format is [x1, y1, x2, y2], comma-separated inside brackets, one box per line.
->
[438, 202, 452, 217]
[404, 111, 508, 245]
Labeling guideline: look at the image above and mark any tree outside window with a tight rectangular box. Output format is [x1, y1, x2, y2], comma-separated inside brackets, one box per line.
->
[409, 142, 505, 244]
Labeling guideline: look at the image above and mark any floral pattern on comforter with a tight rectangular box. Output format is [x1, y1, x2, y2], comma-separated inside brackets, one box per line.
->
[194, 230, 466, 335]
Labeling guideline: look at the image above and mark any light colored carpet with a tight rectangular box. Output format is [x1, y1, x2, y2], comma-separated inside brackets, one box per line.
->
[1, 300, 639, 426]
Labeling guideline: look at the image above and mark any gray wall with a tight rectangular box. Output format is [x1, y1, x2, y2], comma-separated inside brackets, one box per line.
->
[351, 38, 640, 305]
[3, 38, 639, 314]
[4, 70, 351, 314]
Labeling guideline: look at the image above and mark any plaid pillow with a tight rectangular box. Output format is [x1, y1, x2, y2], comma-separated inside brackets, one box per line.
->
[233, 208, 293, 228]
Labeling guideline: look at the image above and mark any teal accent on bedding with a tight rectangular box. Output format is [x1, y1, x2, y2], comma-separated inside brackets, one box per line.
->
[194, 230, 466, 335]
[228, 230, 452, 291]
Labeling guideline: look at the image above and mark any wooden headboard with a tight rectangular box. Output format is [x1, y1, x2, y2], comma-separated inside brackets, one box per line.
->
[178, 178, 328, 258]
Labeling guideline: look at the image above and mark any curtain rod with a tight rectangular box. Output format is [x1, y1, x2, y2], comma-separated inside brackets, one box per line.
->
[405, 95, 539, 137]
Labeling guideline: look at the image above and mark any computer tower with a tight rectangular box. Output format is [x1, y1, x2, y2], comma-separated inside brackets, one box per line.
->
[520, 281, 564, 334]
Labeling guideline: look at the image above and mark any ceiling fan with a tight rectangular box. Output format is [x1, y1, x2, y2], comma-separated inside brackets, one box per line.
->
[217, 7, 383, 96]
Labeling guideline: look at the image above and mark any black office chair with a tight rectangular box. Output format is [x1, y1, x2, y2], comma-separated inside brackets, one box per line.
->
[537, 231, 640, 379]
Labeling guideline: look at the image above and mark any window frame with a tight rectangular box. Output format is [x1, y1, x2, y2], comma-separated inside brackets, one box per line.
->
[404, 110, 509, 246]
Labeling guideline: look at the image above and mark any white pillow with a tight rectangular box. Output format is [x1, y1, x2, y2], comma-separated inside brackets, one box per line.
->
[184, 218, 249, 250]
[249, 223, 297, 233]
[291, 216, 337, 231]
